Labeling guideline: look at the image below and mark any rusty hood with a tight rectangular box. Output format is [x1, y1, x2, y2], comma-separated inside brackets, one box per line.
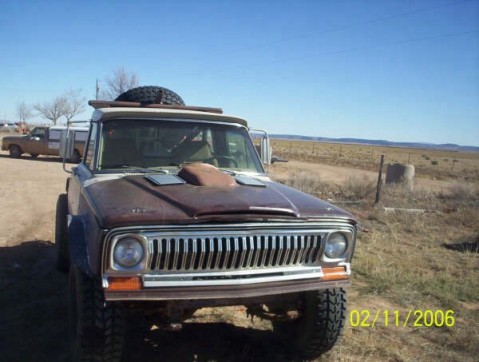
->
[83, 170, 356, 229]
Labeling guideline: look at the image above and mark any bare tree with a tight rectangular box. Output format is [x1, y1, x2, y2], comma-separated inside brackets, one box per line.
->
[34, 97, 67, 125]
[102, 67, 139, 100]
[16, 102, 33, 122]
[34, 90, 86, 125]
[62, 89, 86, 123]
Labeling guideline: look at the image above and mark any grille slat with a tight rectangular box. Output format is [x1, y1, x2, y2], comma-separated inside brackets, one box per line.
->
[172, 239, 180, 270]
[288, 236, 297, 265]
[290, 236, 299, 264]
[188, 239, 196, 270]
[267, 236, 276, 267]
[147, 231, 324, 272]
[238, 237, 247, 268]
[275, 236, 281, 266]
[296, 236, 305, 264]
[205, 238, 214, 269]
[245, 237, 254, 268]
[214, 238, 222, 269]
[165, 239, 172, 270]
[231, 237, 239, 269]
[304, 235, 313, 263]
[180, 239, 187, 270]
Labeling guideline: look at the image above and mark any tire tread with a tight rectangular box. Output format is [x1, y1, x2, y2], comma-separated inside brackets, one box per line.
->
[115, 86, 184, 106]
[71, 267, 125, 361]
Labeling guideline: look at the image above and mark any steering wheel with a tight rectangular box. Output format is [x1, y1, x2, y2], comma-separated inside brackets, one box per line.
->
[208, 155, 238, 168]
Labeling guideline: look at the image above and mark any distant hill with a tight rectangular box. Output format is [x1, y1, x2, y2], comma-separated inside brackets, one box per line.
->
[269, 134, 479, 152]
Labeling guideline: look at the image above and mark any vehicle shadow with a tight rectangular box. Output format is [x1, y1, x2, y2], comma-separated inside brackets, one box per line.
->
[126, 323, 290, 362]
[0, 240, 70, 362]
[0, 241, 291, 362]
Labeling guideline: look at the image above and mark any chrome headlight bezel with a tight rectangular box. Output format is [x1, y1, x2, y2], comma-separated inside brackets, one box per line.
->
[110, 233, 148, 271]
[323, 231, 351, 261]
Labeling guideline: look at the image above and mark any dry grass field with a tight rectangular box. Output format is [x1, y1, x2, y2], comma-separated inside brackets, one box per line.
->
[0, 138, 477, 361]
[268, 140, 479, 361]
[271, 139, 479, 182]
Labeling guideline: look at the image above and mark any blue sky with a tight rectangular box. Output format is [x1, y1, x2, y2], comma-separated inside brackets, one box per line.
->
[1, 0, 478, 146]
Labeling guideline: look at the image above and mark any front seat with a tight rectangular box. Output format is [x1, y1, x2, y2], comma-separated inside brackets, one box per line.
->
[101, 138, 144, 168]
[172, 140, 217, 166]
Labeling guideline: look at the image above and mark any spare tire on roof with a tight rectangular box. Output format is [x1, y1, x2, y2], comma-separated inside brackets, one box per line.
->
[115, 86, 185, 106]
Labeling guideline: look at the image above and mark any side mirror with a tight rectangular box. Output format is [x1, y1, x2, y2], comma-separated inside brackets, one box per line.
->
[250, 129, 272, 169]
[60, 129, 75, 160]
[260, 136, 272, 165]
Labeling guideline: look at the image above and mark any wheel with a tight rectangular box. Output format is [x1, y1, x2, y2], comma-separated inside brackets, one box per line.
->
[55, 194, 70, 273]
[9, 145, 22, 158]
[70, 149, 81, 163]
[115, 86, 185, 106]
[273, 288, 347, 360]
[30, 153, 39, 159]
[69, 266, 125, 362]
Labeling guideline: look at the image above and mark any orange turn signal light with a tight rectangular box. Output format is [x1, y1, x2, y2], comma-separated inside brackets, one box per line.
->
[107, 277, 142, 291]
[322, 266, 348, 281]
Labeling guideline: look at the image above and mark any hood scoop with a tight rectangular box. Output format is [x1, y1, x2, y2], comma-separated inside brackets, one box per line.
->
[177, 163, 237, 187]
[145, 163, 266, 190]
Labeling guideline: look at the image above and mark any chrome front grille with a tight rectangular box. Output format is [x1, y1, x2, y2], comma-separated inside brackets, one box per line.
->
[147, 232, 324, 272]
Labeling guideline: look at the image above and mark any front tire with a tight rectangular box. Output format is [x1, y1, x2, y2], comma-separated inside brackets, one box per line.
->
[69, 266, 125, 362]
[9, 145, 22, 158]
[55, 194, 70, 273]
[273, 288, 347, 360]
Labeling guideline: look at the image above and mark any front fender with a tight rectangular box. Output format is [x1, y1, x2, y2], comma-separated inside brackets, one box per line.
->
[68, 215, 92, 276]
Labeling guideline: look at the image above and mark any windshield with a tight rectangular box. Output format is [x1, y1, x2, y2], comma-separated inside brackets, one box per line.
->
[97, 119, 263, 173]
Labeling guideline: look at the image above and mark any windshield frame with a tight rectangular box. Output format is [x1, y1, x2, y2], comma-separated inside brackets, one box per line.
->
[91, 117, 265, 175]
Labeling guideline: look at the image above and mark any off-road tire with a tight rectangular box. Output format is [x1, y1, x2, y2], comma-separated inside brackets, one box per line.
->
[115, 86, 185, 106]
[55, 194, 70, 273]
[9, 144, 22, 158]
[273, 288, 347, 360]
[30, 153, 39, 159]
[70, 149, 81, 164]
[69, 266, 125, 362]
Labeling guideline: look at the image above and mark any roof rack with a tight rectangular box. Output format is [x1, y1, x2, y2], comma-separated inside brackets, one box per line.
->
[88, 100, 223, 114]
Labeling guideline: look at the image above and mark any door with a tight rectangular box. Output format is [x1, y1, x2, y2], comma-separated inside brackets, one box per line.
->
[27, 127, 48, 155]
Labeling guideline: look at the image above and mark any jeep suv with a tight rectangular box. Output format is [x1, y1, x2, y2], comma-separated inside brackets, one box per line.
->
[56, 86, 357, 361]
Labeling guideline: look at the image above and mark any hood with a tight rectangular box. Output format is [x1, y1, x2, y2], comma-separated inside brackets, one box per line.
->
[84, 168, 356, 229]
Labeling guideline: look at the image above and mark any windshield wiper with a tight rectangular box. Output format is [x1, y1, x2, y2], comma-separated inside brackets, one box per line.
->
[218, 168, 237, 176]
[101, 164, 168, 174]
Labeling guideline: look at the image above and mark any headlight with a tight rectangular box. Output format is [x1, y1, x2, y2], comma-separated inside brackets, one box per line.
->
[324, 232, 348, 259]
[113, 236, 145, 268]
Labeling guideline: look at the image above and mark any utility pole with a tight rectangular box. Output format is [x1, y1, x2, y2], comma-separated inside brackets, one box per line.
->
[96, 79, 100, 100]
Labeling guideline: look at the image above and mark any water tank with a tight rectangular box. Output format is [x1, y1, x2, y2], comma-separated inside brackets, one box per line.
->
[386, 163, 415, 189]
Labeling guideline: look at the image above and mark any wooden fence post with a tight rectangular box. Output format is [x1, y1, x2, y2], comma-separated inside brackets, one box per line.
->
[375, 155, 385, 204]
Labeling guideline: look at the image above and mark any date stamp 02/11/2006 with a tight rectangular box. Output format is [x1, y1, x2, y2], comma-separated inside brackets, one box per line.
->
[349, 309, 455, 328]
